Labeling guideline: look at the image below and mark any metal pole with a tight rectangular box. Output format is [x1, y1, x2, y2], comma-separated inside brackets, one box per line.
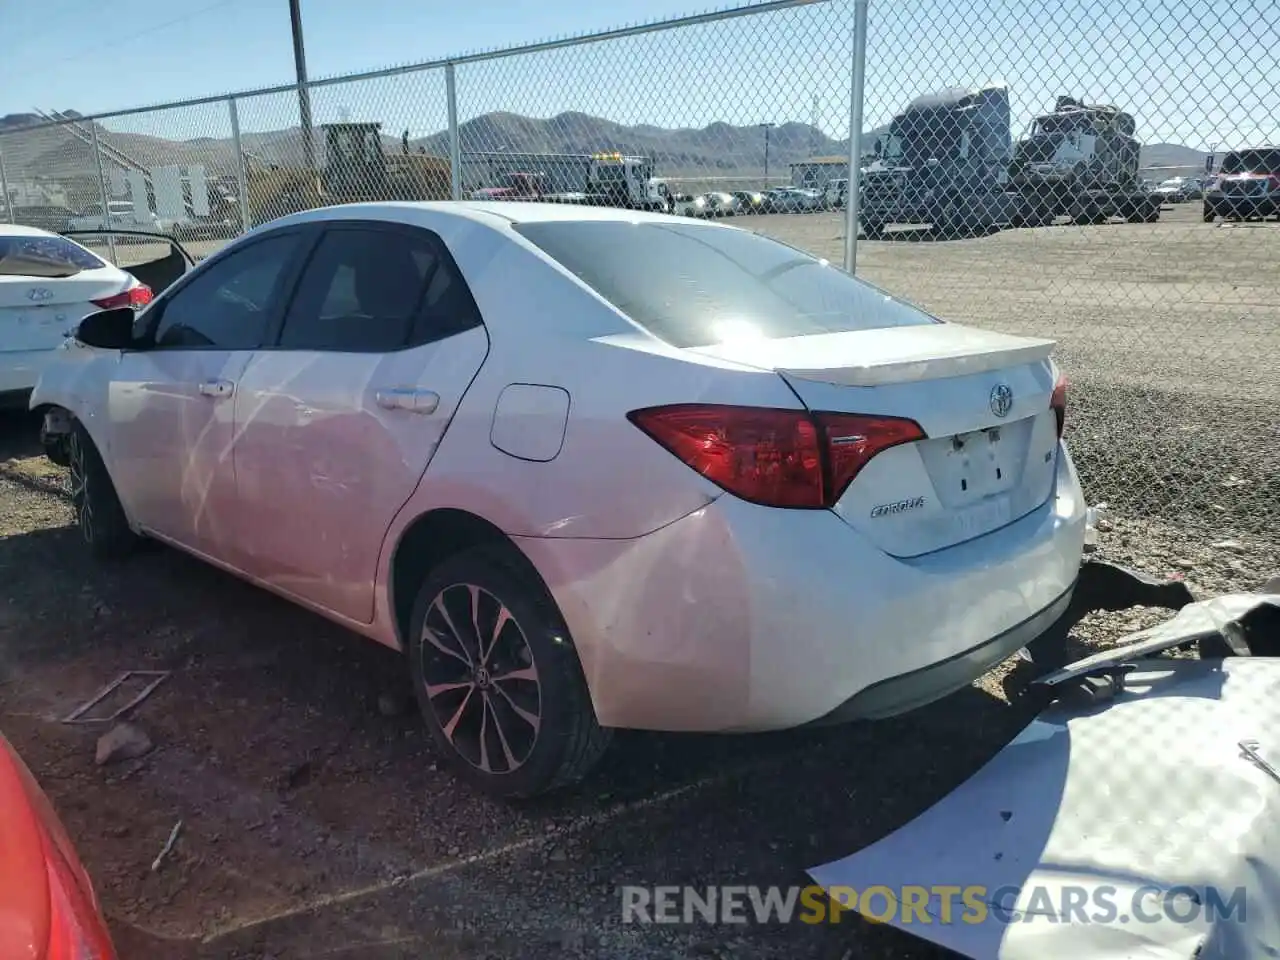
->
[90, 125, 117, 265]
[289, 0, 317, 178]
[228, 98, 252, 235]
[0, 144, 12, 223]
[843, 0, 869, 273]
[445, 63, 462, 201]
[760, 122, 774, 188]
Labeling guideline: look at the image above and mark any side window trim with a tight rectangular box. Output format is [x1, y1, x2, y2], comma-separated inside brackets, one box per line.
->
[265, 219, 482, 353]
[139, 224, 321, 351]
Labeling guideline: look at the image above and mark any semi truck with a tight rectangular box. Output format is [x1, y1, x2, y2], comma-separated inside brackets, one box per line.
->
[1008, 96, 1161, 225]
[858, 86, 1160, 238]
[859, 84, 1019, 238]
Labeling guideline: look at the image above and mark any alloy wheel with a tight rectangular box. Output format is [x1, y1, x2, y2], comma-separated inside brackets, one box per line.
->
[418, 583, 542, 774]
[68, 434, 95, 544]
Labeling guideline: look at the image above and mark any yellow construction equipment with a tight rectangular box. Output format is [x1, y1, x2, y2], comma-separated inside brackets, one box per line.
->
[246, 121, 451, 227]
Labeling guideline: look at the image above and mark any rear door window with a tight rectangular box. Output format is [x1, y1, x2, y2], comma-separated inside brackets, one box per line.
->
[514, 220, 935, 348]
[277, 225, 481, 352]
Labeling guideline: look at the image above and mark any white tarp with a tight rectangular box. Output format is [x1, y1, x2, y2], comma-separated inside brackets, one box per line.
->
[809, 595, 1280, 960]
[187, 164, 210, 217]
[126, 170, 149, 216]
[152, 165, 186, 220]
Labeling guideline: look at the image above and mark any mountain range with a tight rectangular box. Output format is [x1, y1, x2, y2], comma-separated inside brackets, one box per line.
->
[0, 108, 1209, 183]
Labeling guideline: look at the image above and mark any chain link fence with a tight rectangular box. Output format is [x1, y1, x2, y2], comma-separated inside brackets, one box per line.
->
[0, 0, 1275, 549]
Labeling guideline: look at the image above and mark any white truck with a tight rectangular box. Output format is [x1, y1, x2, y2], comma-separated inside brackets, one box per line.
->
[582, 153, 671, 212]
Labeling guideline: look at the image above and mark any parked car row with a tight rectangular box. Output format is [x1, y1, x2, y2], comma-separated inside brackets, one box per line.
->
[672, 185, 831, 217]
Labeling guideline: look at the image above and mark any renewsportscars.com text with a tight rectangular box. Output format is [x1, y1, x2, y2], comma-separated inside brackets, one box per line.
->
[620, 884, 1248, 926]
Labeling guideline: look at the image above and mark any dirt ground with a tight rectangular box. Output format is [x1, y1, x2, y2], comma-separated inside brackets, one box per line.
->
[2, 202, 1277, 960]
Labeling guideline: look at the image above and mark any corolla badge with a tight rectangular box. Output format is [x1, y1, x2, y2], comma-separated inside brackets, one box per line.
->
[27, 288, 54, 302]
[989, 383, 1013, 419]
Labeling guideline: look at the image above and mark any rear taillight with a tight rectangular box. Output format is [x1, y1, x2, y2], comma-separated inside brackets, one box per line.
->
[1050, 375, 1068, 438]
[91, 285, 152, 311]
[628, 404, 925, 509]
[42, 831, 117, 960]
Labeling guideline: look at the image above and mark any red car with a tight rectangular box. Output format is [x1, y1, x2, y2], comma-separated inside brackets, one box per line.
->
[0, 733, 118, 960]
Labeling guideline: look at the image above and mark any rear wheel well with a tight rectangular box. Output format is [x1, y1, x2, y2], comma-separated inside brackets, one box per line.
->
[390, 509, 530, 649]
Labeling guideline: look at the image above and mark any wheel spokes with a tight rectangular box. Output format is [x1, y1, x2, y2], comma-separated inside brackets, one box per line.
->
[484, 693, 520, 771]
[428, 591, 476, 667]
[490, 678, 541, 734]
[478, 601, 514, 666]
[424, 679, 473, 699]
[418, 582, 543, 775]
[441, 684, 475, 740]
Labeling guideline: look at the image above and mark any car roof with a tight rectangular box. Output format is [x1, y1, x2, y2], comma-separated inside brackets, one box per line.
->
[0, 223, 55, 238]
[273, 200, 689, 230]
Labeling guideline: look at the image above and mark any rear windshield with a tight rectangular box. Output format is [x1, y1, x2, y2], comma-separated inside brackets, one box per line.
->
[513, 220, 935, 348]
[1220, 149, 1280, 174]
[0, 234, 105, 278]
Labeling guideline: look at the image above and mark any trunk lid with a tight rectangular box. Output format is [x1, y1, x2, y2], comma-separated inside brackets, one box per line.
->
[0, 268, 131, 353]
[691, 324, 1061, 556]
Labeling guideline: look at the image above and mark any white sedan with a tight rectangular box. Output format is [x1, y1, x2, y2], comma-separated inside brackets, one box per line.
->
[32, 202, 1085, 798]
[0, 225, 153, 407]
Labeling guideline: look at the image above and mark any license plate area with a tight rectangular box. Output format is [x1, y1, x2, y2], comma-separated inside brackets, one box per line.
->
[917, 419, 1031, 510]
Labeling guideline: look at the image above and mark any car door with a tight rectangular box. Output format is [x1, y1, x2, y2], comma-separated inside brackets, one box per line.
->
[107, 228, 314, 559]
[231, 220, 489, 623]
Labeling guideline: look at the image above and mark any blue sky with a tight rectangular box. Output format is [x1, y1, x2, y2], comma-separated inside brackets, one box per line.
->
[0, 0, 1275, 151]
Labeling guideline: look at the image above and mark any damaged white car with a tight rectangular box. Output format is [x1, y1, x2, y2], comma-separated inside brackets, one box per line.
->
[811, 584, 1280, 960]
[33, 201, 1085, 797]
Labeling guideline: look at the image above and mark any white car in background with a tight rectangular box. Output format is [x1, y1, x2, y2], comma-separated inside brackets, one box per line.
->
[68, 201, 175, 235]
[32, 201, 1084, 799]
[0, 225, 153, 407]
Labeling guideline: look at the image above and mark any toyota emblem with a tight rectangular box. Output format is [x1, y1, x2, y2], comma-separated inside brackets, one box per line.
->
[989, 383, 1013, 418]
[27, 288, 54, 302]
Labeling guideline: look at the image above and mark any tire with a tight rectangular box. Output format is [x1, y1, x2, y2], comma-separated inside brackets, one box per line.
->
[67, 423, 138, 560]
[407, 544, 611, 799]
[1202, 205, 1215, 223]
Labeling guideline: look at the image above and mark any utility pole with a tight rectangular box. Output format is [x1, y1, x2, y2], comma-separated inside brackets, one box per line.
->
[811, 94, 820, 156]
[760, 122, 775, 189]
[289, 0, 317, 180]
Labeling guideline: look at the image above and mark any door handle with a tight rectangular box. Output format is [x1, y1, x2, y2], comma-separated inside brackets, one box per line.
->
[198, 379, 234, 399]
[375, 387, 440, 414]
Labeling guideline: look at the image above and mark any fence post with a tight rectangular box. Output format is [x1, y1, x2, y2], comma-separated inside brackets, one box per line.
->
[228, 97, 252, 236]
[90, 124, 118, 265]
[843, 0, 870, 273]
[0, 142, 12, 223]
[445, 62, 462, 201]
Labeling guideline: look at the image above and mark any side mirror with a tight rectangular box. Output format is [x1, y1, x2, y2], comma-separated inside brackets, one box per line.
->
[75, 308, 136, 350]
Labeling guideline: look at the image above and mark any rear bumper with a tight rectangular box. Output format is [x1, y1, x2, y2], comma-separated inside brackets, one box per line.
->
[1207, 194, 1279, 216]
[0, 349, 58, 398]
[517, 443, 1087, 733]
[808, 583, 1075, 724]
